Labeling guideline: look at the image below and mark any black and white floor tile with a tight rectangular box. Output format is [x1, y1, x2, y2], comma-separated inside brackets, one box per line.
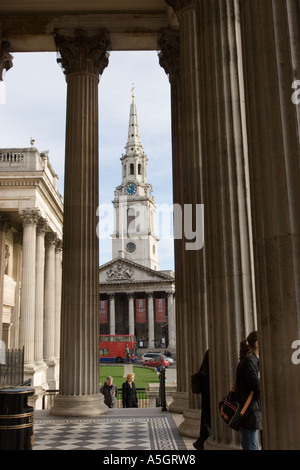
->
[32, 409, 187, 451]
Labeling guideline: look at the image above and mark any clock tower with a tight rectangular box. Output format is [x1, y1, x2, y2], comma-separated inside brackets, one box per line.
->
[112, 86, 159, 270]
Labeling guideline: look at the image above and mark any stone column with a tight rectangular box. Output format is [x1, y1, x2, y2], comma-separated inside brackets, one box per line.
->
[128, 293, 135, 336]
[0, 216, 11, 340]
[10, 232, 22, 348]
[147, 293, 155, 349]
[167, 291, 176, 350]
[19, 209, 40, 371]
[192, 0, 257, 448]
[35, 217, 48, 365]
[44, 232, 57, 388]
[54, 238, 62, 361]
[108, 293, 115, 335]
[240, 0, 300, 449]
[51, 28, 110, 416]
[158, 26, 189, 413]
[164, 1, 208, 435]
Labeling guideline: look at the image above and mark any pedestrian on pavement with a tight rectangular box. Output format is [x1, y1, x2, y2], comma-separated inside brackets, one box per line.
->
[193, 349, 211, 450]
[100, 376, 118, 408]
[235, 330, 262, 450]
[122, 373, 138, 408]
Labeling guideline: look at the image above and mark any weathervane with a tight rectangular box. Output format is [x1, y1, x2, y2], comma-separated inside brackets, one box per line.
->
[131, 83, 135, 102]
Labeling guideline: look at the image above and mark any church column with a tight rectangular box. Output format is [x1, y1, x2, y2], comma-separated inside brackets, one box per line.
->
[128, 293, 135, 336]
[51, 28, 110, 416]
[194, 0, 257, 448]
[167, 291, 176, 350]
[158, 26, 189, 413]
[147, 293, 155, 349]
[19, 209, 39, 372]
[44, 232, 57, 388]
[34, 217, 48, 366]
[240, 0, 300, 449]
[0, 216, 11, 340]
[108, 294, 116, 335]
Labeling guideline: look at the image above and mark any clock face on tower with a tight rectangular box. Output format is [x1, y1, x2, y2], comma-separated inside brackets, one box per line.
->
[125, 183, 137, 195]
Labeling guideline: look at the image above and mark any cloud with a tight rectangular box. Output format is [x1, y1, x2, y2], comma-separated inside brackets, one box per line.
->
[0, 50, 174, 270]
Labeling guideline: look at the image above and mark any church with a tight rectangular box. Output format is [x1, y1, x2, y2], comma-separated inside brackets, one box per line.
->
[99, 90, 175, 351]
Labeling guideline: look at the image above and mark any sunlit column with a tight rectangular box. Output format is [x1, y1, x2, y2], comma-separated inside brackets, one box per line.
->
[128, 293, 135, 336]
[108, 293, 116, 335]
[51, 28, 110, 416]
[0, 216, 11, 340]
[147, 293, 155, 349]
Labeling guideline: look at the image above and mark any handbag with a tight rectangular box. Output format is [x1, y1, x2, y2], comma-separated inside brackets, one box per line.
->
[218, 382, 254, 431]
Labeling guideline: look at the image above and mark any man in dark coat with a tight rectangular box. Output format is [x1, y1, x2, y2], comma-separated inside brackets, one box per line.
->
[100, 376, 118, 408]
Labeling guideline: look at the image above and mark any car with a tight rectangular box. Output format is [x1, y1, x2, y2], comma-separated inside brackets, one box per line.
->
[140, 352, 174, 364]
[143, 356, 169, 369]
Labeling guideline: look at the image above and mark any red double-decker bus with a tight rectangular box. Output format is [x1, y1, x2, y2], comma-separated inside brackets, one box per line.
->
[99, 334, 138, 363]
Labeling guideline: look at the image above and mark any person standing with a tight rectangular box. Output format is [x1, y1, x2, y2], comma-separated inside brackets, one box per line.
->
[122, 373, 138, 408]
[193, 350, 211, 450]
[235, 330, 262, 450]
[100, 376, 118, 408]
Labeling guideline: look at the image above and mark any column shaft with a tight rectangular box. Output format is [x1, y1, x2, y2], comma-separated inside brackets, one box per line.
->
[109, 294, 115, 335]
[128, 294, 134, 336]
[147, 294, 154, 349]
[35, 218, 47, 364]
[240, 0, 300, 449]
[51, 29, 110, 416]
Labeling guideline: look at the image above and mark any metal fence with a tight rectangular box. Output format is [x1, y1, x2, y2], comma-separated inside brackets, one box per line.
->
[0, 347, 24, 387]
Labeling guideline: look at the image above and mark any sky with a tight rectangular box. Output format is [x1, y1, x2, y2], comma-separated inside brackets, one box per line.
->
[0, 51, 174, 270]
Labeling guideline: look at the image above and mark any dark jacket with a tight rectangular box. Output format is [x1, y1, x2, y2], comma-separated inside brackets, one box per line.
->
[100, 383, 118, 408]
[235, 353, 262, 430]
[122, 381, 138, 408]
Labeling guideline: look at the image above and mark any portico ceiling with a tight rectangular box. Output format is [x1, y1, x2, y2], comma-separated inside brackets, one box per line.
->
[0, 0, 177, 52]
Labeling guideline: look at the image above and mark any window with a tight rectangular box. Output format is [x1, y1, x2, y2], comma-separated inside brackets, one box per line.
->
[130, 163, 134, 175]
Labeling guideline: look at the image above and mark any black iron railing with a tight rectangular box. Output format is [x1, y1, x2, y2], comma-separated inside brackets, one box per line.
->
[0, 347, 24, 387]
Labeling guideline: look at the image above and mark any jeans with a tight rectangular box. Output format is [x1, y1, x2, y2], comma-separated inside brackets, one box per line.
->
[240, 429, 259, 450]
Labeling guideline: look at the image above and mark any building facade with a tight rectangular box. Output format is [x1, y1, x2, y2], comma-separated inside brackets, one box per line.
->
[99, 93, 175, 351]
[0, 145, 63, 408]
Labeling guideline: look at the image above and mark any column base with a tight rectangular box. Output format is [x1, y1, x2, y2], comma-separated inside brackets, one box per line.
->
[49, 394, 107, 417]
[168, 391, 189, 414]
[178, 408, 201, 438]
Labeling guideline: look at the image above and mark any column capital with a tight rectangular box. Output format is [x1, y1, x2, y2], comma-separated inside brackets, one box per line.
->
[0, 39, 13, 81]
[54, 28, 111, 79]
[19, 208, 41, 226]
[37, 216, 49, 235]
[165, 0, 197, 18]
[158, 27, 180, 83]
[45, 231, 58, 247]
[0, 215, 11, 233]
[55, 238, 63, 252]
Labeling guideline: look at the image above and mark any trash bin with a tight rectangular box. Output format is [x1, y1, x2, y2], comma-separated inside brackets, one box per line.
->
[0, 386, 34, 450]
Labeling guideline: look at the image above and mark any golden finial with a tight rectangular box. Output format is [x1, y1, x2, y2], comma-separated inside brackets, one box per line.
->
[131, 83, 135, 102]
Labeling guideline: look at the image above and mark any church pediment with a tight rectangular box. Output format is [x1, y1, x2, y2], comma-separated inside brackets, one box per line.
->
[99, 257, 174, 285]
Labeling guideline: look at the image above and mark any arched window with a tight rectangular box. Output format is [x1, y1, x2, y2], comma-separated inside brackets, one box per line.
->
[130, 163, 134, 175]
[138, 163, 142, 175]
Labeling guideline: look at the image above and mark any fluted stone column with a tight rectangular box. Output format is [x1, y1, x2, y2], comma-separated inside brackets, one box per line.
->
[128, 293, 135, 336]
[44, 232, 57, 388]
[19, 209, 40, 371]
[54, 238, 62, 361]
[240, 0, 300, 449]
[10, 232, 22, 348]
[109, 294, 116, 335]
[164, 1, 208, 435]
[35, 217, 48, 366]
[51, 29, 110, 416]
[158, 26, 189, 413]
[193, 0, 257, 448]
[0, 216, 11, 340]
[147, 293, 155, 349]
[167, 291, 176, 349]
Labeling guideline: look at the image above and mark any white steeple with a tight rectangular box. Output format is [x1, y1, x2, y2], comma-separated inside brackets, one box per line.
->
[112, 86, 159, 270]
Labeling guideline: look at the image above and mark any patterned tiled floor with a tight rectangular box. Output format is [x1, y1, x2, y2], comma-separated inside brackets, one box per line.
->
[32, 408, 188, 451]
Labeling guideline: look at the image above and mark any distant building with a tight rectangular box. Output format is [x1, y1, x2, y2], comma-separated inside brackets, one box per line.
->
[0, 145, 63, 407]
[99, 92, 175, 350]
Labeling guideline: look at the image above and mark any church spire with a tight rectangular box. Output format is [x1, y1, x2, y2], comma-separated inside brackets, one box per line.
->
[125, 84, 143, 154]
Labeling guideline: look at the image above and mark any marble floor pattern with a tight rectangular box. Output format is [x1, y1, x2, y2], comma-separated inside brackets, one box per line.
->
[32, 408, 188, 451]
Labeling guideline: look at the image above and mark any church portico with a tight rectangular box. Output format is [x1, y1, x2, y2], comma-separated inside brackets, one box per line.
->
[99, 258, 175, 351]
